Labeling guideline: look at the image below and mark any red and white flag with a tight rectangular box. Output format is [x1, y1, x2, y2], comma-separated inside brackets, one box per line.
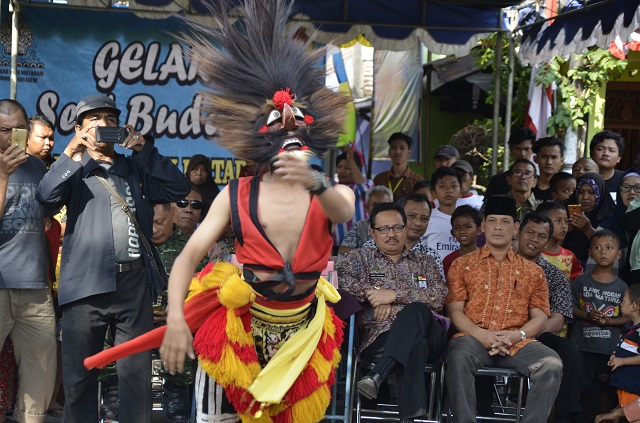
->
[524, 64, 553, 138]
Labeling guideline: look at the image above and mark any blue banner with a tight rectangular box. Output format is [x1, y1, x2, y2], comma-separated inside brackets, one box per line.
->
[0, 4, 246, 183]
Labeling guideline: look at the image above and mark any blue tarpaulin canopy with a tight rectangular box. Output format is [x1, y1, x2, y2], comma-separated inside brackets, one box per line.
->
[64, 0, 516, 55]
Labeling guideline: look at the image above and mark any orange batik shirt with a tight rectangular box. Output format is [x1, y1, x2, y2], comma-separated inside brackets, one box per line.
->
[446, 246, 550, 355]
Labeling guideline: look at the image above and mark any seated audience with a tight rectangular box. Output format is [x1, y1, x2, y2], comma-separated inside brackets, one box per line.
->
[571, 157, 599, 179]
[496, 159, 541, 222]
[185, 154, 220, 220]
[424, 167, 461, 261]
[173, 189, 204, 236]
[337, 203, 448, 422]
[445, 196, 562, 422]
[451, 160, 483, 210]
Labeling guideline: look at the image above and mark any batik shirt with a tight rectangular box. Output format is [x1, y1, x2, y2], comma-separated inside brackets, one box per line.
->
[362, 238, 445, 280]
[333, 179, 374, 246]
[446, 246, 550, 354]
[541, 247, 583, 281]
[337, 247, 447, 353]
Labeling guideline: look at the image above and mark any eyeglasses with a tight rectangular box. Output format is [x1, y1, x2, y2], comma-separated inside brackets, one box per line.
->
[374, 224, 405, 234]
[620, 185, 640, 194]
[407, 213, 430, 224]
[176, 199, 203, 210]
[511, 169, 535, 178]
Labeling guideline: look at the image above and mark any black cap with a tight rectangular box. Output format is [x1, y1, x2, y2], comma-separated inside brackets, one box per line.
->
[452, 160, 473, 175]
[434, 145, 459, 159]
[75, 94, 121, 122]
[484, 196, 517, 220]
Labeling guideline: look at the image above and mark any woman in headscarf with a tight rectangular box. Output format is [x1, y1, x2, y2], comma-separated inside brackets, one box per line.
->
[563, 172, 616, 268]
[601, 168, 640, 280]
[185, 154, 220, 221]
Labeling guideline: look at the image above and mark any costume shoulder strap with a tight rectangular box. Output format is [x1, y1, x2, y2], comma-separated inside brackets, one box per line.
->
[229, 178, 244, 246]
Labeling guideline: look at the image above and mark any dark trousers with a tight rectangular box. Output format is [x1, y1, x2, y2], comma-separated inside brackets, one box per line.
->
[537, 332, 582, 420]
[61, 268, 153, 423]
[361, 302, 447, 420]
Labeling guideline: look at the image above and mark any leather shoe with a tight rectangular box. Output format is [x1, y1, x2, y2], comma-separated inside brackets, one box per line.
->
[357, 373, 382, 400]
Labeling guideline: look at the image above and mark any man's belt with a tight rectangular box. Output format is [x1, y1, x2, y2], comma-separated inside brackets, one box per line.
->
[115, 259, 144, 273]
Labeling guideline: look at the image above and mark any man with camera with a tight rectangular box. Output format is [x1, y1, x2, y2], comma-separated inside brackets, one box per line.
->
[36, 94, 190, 423]
[0, 99, 57, 423]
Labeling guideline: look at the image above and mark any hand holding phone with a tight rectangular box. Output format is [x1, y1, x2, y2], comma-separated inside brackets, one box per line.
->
[568, 204, 581, 216]
[95, 127, 128, 144]
[11, 128, 28, 157]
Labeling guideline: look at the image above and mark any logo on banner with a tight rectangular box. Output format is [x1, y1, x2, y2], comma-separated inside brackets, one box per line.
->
[0, 14, 44, 83]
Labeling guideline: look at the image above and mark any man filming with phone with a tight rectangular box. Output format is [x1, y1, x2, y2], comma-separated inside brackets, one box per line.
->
[0, 99, 58, 423]
[36, 94, 190, 423]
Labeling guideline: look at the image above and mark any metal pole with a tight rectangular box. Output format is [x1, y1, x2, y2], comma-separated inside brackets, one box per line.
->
[10, 0, 19, 100]
[367, 51, 376, 181]
[491, 32, 503, 176]
[423, 51, 432, 179]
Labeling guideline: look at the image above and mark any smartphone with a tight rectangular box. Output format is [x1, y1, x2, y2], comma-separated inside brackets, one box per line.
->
[11, 128, 28, 156]
[95, 127, 128, 144]
[568, 204, 581, 216]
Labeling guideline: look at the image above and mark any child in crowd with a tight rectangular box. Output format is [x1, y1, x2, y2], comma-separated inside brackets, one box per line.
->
[442, 205, 481, 276]
[549, 171, 577, 203]
[413, 179, 435, 207]
[595, 285, 640, 423]
[570, 230, 631, 422]
[536, 201, 583, 281]
[423, 167, 461, 261]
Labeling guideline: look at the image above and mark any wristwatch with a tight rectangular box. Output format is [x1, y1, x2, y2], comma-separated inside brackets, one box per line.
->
[518, 330, 526, 341]
[307, 170, 329, 195]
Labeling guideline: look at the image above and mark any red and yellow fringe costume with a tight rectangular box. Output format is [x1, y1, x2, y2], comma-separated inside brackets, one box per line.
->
[85, 262, 344, 423]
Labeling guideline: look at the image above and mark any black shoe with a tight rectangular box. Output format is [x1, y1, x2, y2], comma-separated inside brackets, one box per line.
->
[357, 373, 382, 400]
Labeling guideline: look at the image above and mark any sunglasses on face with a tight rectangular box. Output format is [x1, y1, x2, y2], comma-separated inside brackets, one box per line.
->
[176, 199, 203, 210]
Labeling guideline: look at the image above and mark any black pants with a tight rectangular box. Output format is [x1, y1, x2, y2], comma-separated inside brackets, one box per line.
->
[61, 267, 153, 423]
[361, 302, 447, 420]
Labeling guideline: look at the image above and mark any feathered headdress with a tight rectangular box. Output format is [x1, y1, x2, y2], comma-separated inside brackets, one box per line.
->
[186, 0, 348, 166]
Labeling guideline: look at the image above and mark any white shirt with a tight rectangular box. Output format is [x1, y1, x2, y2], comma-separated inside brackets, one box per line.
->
[422, 208, 460, 262]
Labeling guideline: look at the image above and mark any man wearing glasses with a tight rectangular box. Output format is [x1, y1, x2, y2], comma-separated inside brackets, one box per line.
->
[495, 159, 541, 223]
[337, 202, 448, 423]
[173, 189, 204, 236]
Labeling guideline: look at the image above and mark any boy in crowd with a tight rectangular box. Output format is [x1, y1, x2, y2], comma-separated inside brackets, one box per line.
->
[451, 160, 483, 209]
[533, 137, 565, 201]
[550, 172, 577, 203]
[413, 179, 435, 206]
[424, 167, 461, 261]
[442, 205, 482, 276]
[486, 127, 536, 197]
[570, 230, 630, 422]
[536, 201, 583, 281]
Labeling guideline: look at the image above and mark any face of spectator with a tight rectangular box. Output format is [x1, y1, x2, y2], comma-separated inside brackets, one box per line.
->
[78, 109, 119, 153]
[434, 156, 457, 169]
[577, 183, 596, 213]
[173, 190, 203, 235]
[388, 138, 411, 167]
[432, 175, 461, 207]
[189, 164, 208, 186]
[620, 175, 640, 207]
[370, 210, 406, 257]
[534, 145, 564, 178]
[414, 187, 434, 203]
[336, 159, 355, 184]
[589, 236, 621, 267]
[366, 192, 392, 215]
[152, 204, 174, 245]
[456, 170, 472, 196]
[403, 200, 431, 241]
[591, 139, 621, 171]
[508, 162, 537, 194]
[571, 158, 598, 179]
[0, 111, 28, 153]
[451, 216, 480, 249]
[620, 290, 636, 319]
[27, 122, 55, 160]
[483, 214, 518, 250]
[510, 140, 533, 160]
[517, 220, 551, 261]
[551, 178, 576, 202]
[547, 209, 568, 243]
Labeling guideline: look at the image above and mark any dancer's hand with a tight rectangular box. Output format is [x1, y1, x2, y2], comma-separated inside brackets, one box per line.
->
[160, 315, 195, 375]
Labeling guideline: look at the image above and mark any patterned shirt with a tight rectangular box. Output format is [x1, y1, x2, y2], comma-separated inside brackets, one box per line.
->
[337, 247, 447, 352]
[536, 257, 573, 320]
[341, 219, 371, 249]
[155, 226, 207, 276]
[542, 247, 584, 281]
[373, 167, 423, 202]
[495, 191, 541, 223]
[333, 179, 374, 246]
[362, 238, 445, 280]
[446, 246, 550, 354]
